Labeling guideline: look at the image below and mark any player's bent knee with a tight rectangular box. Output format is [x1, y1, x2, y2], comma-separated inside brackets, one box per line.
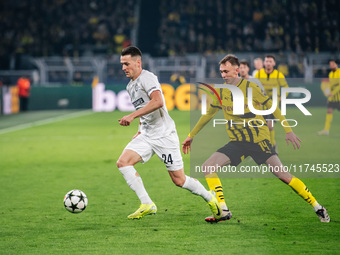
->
[168, 168, 186, 187]
[116, 159, 123, 169]
[172, 177, 185, 187]
[170, 175, 186, 187]
[117, 158, 129, 168]
[117, 154, 140, 168]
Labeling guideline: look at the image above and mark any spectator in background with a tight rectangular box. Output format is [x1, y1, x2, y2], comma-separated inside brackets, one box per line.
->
[255, 55, 289, 152]
[0, 0, 136, 58]
[252, 58, 263, 77]
[72, 72, 84, 86]
[0, 0, 339, 58]
[17, 76, 31, 112]
[239, 60, 264, 93]
[170, 73, 186, 85]
[288, 53, 300, 77]
[318, 60, 340, 136]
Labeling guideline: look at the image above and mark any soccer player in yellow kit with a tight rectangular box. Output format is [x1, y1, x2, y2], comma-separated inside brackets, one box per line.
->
[255, 55, 289, 152]
[318, 60, 340, 135]
[182, 54, 330, 223]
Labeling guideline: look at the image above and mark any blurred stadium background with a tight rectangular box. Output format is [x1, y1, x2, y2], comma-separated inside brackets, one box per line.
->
[1, 1, 340, 254]
[0, 0, 339, 114]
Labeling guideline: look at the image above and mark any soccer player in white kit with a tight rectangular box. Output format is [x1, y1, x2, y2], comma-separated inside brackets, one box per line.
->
[116, 46, 221, 220]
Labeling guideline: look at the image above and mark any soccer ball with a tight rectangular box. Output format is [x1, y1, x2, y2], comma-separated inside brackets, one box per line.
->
[63, 189, 88, 213]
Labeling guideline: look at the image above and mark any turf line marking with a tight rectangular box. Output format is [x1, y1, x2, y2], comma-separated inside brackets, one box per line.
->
[0, 110, 94, 135]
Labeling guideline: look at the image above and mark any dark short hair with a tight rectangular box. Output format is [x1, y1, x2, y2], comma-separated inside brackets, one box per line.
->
[219, 54, 240, 66]
[240, 60, 250, 68]
[265, 55, 276, 61]
[121, 46, 142, 57]
[329, 59, 338, 64]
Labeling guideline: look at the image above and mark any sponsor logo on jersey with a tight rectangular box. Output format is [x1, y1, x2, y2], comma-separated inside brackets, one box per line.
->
[132, 97, 145, 108]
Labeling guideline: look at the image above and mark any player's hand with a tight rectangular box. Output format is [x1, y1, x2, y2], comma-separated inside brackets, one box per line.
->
[118, 114, 135, 126]
[182, 136, 193, 154]
[285, 131, 301, 150]
[132, 132, 141, 139]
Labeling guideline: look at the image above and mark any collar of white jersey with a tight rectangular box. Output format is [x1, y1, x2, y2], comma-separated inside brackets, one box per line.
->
[130, 69, 146, 83]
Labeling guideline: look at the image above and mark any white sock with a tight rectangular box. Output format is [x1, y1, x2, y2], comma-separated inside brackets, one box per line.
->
[313, 203, 322, 212]
[221, 205, 229, 211]
[119, 166, 153, 205]
[182, 175, 212, 202]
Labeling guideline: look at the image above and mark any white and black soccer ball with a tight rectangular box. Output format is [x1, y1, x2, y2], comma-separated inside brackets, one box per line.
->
[63, 189, 88, 213]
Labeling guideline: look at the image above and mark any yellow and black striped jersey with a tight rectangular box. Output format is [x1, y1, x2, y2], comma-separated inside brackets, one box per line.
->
[328, 69, 340, 102]
[255, 68, 288, 99]
[189, 79, 292, 143]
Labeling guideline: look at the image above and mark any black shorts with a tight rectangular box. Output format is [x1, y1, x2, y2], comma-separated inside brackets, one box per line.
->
[217, 139, 276, 166]
[327, 101, 340, 111]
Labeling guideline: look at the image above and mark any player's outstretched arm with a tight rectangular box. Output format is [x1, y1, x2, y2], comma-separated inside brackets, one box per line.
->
[119, 90, 163, 126]
[182, 136, 193, 154]
[258, 92, 301, 150]
[285, 131, 302, 150]
[182, 104, 219, 153]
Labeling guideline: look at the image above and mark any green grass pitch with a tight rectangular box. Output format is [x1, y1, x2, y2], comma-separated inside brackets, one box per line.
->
[0, 108, 339, 254]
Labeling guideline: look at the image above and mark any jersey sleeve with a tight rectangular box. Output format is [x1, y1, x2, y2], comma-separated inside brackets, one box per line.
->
[189, 87, 222, 138]
[278, 72, 289, 88]
[249, 77, 265, 94]
[189, 104, 220, 138]
[251, 83, 292, 133]
[272, 106, 293, 133]
[142, 73, 162, 97]
[251, 82, 269, 105]
[209, 88, 222, 108]
[328, 71, 340, 96]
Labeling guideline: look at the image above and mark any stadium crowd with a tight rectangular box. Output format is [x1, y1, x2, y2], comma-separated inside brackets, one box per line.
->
[1, 0, 339, 61]
[0, 0, 339, 81]
[0, 0, 136, 69]
[157, 0, 339, 56]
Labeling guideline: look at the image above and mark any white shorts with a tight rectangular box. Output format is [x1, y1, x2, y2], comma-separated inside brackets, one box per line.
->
[124, 131, 184, 171]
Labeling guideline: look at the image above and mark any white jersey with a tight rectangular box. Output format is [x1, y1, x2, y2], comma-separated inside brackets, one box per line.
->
[126, 69, 176, 139]
[252, 69, 259, 77]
